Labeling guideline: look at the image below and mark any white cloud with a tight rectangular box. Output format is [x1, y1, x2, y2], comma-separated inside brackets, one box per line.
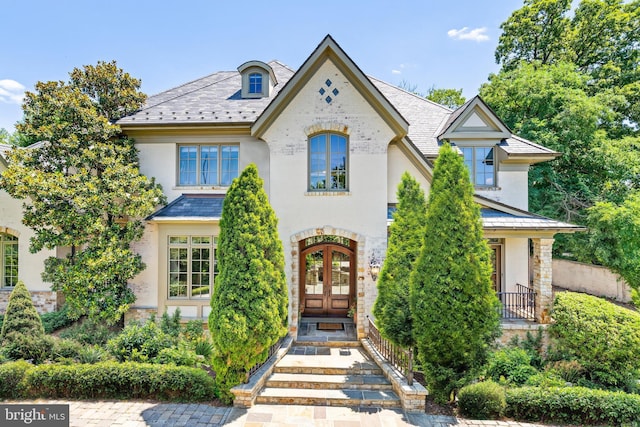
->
[0, 79, 26, 104]
[447, 27, 489, 42]
[391, 69, 402, 75]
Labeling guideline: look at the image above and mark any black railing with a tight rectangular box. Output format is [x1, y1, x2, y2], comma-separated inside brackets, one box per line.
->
[497, 284, 535, 320]
[367, 316, 413, 385]
[246, 336, 285, 382]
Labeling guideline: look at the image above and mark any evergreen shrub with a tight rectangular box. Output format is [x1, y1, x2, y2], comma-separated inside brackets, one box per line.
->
[457, 380, 506, 420]
[506, 386, 640, 425]
[549, 292, 640, 390]
[107, 320, 174, 362]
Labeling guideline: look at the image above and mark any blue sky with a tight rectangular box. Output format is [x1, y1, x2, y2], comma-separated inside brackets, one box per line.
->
[0, 0, 523, 133]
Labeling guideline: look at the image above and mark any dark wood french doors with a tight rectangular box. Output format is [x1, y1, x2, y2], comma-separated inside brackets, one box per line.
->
[301, 243, 355, 317]
[490, 244, 502, 292]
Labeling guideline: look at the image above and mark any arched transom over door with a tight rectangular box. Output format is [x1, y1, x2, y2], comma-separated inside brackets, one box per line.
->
[300, 236, 356, 317]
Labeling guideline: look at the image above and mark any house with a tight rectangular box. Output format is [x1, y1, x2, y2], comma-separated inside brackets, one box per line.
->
[0, 35, 583, 339]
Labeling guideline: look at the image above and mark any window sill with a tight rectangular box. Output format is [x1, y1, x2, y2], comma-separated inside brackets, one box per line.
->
[173, 186, 228, 192]
[305, 191, 351, 197]
[474, 186, 501, 191]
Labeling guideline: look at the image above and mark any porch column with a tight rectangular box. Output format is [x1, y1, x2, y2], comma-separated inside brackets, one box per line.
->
[532, 238, 554, 323]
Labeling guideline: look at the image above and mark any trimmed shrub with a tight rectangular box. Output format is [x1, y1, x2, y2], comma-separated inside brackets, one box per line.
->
[209, 164, 288, 403]
[0, 281, 44, 338]
[0, 360, 32, 398]
[182, 320, 205, 343]
[41, 305, 74, 334]
[1, 332, 55, 364]
[107, 320, 174, 362]
[549, 292, 640, 390]
[410, 143, 501, 402]
[487, 348, 538, 385]
[506, 386, 640, 425]
[457, 380, 506, 420]
[373, 172, 427, 348]
[24, 362, 216, 401]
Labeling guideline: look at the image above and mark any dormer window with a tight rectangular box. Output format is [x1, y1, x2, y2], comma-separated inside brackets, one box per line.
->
[249, 73, 263, 94]
[238, 61, 277, 99]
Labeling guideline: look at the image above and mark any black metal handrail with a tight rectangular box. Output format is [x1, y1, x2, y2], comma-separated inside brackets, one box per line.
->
[497, 284, 535, 320]
[366, 316, 413, 385]
[246, 336, 285, 382]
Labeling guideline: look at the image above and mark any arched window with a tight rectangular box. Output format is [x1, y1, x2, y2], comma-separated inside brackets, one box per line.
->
[308, 133, 348, 191]
[1, 233, 18, 288]
[248, 73, 263, 94]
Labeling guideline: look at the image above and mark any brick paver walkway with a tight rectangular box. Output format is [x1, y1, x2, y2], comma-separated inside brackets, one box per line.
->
[6, 400, 557, 426]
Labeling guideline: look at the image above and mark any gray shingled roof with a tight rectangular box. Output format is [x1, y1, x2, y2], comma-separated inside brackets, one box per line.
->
[118, 61, 295, 126]
[481, 208, 584, 231]
[147, 194, 224, 220]
[118, 57, 554, 159]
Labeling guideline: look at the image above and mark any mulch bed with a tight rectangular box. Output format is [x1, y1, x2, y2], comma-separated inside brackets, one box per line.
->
[413, 371, 456, 416]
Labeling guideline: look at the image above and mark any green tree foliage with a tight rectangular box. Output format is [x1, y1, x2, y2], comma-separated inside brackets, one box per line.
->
[373, 172, 426, 348]
[410, 143, 501, 403]
[496, 0, 640, 131]
[0, 281, 44, 339]
[425, 86, 466, 109]
[549, 292, 640, 390]
[209, 164, 288, 403]
[0, 61, 164, 324]
[587, 191, 640, 294]
[487, 0, 640, 264]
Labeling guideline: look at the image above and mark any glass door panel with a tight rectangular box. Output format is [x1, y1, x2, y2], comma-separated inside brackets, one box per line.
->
[305, 250, 324, 295]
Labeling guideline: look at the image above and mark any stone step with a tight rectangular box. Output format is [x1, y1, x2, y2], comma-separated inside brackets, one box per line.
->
[275, 346, 383, 376]
[255, 387, 401, 408]
[293, 338, 361, 347]
[266, 372, 392, 390]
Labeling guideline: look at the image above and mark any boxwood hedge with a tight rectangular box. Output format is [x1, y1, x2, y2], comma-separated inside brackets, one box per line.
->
[506, 386, 640, 425]
[0, 361, 217, 402]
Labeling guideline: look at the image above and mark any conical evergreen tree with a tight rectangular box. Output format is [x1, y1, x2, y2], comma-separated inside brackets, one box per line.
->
[410, 143, 501, 403]
[373, 172, 426, 348]
[0, 281, 45, 339]
[209, 164, 288, 403]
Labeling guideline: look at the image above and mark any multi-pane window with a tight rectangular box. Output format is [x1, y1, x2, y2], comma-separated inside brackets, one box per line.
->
[1, 233, 18, 288]
[248, 73, 263, 94]
[460, 146, 495, 187]
[178, 145, 239, 186]
[168, 236, 217, 299]
[309, 133, 348, 191]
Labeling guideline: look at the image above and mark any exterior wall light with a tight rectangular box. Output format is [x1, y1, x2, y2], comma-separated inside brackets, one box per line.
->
[369, 255, 382, 281]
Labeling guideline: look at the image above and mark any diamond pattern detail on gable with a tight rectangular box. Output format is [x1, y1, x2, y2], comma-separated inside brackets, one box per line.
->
[319, 79, 339, 104]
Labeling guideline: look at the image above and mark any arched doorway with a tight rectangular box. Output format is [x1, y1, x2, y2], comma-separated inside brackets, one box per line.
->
[299, 235, 356, 317]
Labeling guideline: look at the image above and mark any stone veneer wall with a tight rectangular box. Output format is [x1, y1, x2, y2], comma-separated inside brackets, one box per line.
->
[498, 322, 549, 349]
[124, 307, 158, 324]
[0, 290, 57, 314]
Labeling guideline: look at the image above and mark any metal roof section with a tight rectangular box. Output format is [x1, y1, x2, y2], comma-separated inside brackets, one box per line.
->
[481, 208, 584, 232]
[147, 194, 224, 221]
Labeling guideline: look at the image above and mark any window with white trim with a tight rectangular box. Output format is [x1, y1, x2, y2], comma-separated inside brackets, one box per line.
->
[460, 146, 495, 187]
[308, 133, 348, 191]
[248, 73, 263, 94]
[178, 144, 239, 186]
[1, 233, 18, 288]
[168, 236, 217, 299]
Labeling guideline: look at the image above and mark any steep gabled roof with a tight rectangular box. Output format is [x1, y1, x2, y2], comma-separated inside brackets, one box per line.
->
[118, 61, 295, 126]
[117, 35, 558, 161]
[252, 35, 409, 139]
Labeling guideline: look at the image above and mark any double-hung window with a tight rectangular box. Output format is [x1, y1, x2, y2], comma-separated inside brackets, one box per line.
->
[178, 144, 239, 186]
[168, 236, 217, 299]
[460, 146, 495, 187]
[1, 233, 18, 288]
[308, 133, 348, 191]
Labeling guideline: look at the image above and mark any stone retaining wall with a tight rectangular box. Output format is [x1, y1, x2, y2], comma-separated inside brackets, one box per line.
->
[0, 290, 57, 314]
